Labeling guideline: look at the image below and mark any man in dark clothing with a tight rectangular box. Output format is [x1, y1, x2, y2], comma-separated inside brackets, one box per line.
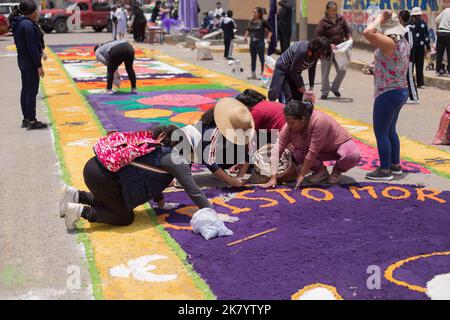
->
[221, 10, 236, 60]
[277, 0, 293, 53]
[268, 37, 331, 103]
[11, 0, 47, 130]
[410, 7, 431, 88]
[131, 5, 147, 43]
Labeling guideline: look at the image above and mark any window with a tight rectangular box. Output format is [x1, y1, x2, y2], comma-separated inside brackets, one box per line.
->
[92, 2, 110, 12]
[77, 3, 89, 11]
[0, 7, 10, 15]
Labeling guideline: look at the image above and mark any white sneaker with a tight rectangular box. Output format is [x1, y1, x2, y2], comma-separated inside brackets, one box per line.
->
[65, 203, 84, 231]
[406, 99, 420, 104]
[59, 185, 79, 218]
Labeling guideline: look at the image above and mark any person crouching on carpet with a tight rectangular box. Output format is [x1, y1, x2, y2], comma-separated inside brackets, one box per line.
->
[173, 98, 255, 188]
[261, 100, 361, 188]
[60, 125, 213, 231]
[94, 40, 138, 95]
[11, 0, 48, 130]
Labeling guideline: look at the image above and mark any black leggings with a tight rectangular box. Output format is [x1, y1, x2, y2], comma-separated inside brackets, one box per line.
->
[80, 157, 134, 226]
[250, 40, 265, 73]
[107, 42, 137, 90]
[436, 32, 450, 73]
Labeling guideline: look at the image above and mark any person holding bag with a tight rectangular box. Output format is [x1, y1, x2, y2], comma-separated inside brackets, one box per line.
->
[59, 126, 212, 231]
[315, 1, 352, 100]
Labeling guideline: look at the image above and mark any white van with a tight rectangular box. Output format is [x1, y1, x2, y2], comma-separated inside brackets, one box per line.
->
[0, 3, 18, 19]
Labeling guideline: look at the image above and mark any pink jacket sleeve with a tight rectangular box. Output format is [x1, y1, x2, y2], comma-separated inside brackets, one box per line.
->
[305, 118, 328, 162]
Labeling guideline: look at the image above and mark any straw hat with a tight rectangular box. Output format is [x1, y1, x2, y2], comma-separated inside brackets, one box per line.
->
[380, 12, 407, 37]
[214, 98, 255, 145]
[411, 7, 422, 16]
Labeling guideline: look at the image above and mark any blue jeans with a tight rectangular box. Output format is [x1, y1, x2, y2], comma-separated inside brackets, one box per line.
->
[250, 40, 265, 73]
[373, 89, 408, 169]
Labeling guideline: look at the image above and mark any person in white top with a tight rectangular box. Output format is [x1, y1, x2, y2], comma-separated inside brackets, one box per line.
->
[115, 4, 128, 40]
[213, 1, 224, 18]
[436, 5, 450, 75]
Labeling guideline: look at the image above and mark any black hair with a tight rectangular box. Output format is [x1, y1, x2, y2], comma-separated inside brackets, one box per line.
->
[227, 10, 233, 18]
[254, 7, 264, 19]
[18, 0, 37, 16]
[221, 12, 226, 17]
[284, 100, 314, 120]
[326, 1, 338, 10]
[199, 108, 216, 127]
[235, 89, 266, 109]
[216, 1, 222, 5]
[150, 124, 180, 147]
[399, 10, 411, 24]
[309, 36, 332, 60]
[93, 43, 101, 54]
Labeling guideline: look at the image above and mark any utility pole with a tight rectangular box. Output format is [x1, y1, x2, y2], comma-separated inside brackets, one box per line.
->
[298, 0, 308, 41]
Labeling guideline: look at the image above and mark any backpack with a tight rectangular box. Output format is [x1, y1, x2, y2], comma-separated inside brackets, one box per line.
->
[94, 131, 162, 172]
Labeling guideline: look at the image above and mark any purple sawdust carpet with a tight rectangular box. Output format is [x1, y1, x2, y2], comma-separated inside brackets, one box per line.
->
[154, 183, 450, 300]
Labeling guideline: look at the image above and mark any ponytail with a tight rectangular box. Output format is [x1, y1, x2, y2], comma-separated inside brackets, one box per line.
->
[235, 89, 266, 109]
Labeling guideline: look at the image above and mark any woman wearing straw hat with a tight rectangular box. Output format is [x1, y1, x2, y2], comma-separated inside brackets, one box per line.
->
[174, 98, 255, 188]
[363, 11, 410, 181]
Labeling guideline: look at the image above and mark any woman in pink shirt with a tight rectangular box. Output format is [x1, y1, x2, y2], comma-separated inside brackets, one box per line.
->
[262, 100, 361, 187]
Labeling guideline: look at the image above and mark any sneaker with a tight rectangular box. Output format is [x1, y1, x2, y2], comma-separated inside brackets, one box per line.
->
[391, 164, 403, 175]
[59, 185, 79, 218]
[332, 90, 341, 97]
[65, 203, 84, 231]
[365, 167, 394, 181]
[247, 73, 259, 80]
[21, 119, 29, 128]
[308, 168, 329, 183]
[327, 170, 342, 184]
[418, 85, 426, 89]
[27, 120, 48, 130]
[406, 99, 420, 104]
[105, 89, 115, 95]
[131, 88, 138, 94]
[320, 94, 328, 100]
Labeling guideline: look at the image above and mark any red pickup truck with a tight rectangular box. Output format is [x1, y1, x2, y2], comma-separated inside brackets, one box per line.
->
[39, 0, 111, 33]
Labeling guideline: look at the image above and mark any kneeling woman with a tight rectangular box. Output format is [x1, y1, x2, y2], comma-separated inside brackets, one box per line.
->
[263, 100, 361, 188]
[60, 126, 212, 231]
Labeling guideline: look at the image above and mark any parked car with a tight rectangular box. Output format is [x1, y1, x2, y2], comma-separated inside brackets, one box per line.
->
[39, 0, 111, 33]
[0, 14, 9, 36]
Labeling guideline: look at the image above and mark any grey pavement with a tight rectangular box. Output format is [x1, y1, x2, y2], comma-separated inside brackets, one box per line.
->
[0, 30, 449, 299]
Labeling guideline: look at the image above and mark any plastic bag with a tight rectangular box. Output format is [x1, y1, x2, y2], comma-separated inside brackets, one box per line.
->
[433, 104, 450, 145]
[261, 55, 276, 88]
[190, 208, 234, 240]
[333, 39, 353, 70]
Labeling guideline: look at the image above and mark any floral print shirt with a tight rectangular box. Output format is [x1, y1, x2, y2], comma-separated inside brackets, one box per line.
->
[373, 37, 410, 98]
